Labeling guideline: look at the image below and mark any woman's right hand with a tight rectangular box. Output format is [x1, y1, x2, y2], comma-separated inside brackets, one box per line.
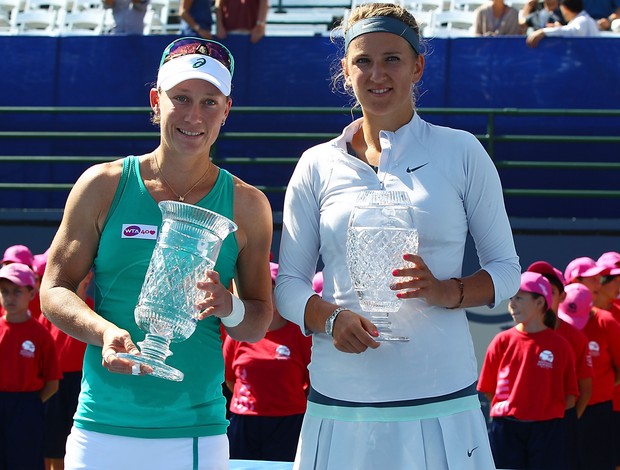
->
[101, 326, 148, 375]
[331, 310, 380, 354]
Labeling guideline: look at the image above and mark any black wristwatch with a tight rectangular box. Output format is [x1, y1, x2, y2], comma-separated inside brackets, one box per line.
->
[325, 307, 347, 336]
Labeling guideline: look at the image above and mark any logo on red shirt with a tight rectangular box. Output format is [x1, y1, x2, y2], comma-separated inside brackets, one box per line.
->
[20, 340, 35, 358]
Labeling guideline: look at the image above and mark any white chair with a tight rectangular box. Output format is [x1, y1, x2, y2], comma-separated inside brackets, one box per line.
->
[267, 9, 335, 26]
[24, 0, 67, 29]
[61, 8, 104, 33]
[407, 0, 444, 12]
[350, 0, 404, 8]
[14, 8, 58, 33]
[144, 0, 178, 33]
[412, 8, 433, 30]
[424, 8, 475, 36]
[265, 22, 328, 35]
[449, 0, 486, 11]
[69, 0, 103, 11]
[0, 0, 21, 33]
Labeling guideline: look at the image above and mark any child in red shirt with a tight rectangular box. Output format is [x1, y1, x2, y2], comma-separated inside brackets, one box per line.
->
[224, 262, 312, 462]
[478, 272, 578, 470]
[564, 255, 620, 470]
[0, 263, 61, 470]
[596, 251, 620, 470]
[528, 261, 593, 470]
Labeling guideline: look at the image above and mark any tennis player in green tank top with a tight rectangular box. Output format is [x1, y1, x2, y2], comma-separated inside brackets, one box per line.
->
[40, 38, 273, 470]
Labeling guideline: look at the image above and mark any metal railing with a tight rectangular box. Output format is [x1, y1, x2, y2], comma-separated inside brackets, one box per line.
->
[1, 106, 619, 200]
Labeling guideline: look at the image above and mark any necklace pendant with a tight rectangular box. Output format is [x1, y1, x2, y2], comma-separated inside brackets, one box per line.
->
[178, 196, 184, 202]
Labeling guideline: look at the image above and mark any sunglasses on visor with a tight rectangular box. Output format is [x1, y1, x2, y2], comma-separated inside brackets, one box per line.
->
[159, 38, 235, 77]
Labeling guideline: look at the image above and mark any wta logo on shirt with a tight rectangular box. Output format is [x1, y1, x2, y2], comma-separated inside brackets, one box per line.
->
[121, 224, 158, 240]
[537, 350, 554, 369]
[20, 340, 35, 358]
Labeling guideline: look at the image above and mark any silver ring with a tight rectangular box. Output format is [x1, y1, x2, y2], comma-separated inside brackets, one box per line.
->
[104, 352, 115, 364]
[131, 364, 141, 376]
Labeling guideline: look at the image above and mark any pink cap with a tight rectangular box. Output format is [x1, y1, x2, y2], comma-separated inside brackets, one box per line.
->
[598, 251, 620, 267]
[597, 252, 620, 276]
[270, 262, 278, 282]
[312, 271, 324, 296]
[527, 260, 565, 288]
[564, 257, 607, 284]
[558, 283, 593, 330]
[32, 250, 49, 278]
[0, 262, 36, 288]
[520, 271, 553, 311]
[1, 244, 33, 267]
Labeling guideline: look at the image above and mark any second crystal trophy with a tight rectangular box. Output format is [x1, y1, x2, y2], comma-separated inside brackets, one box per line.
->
[345, 190, 418, 342]
[118, 200, 237, 381]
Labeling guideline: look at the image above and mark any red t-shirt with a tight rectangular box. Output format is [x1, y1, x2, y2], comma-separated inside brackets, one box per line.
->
[606, 301, 620, 410]
[556, 319, 593, 380]
[582, 307, 620, 406]
[0, 317, 62, 392]
[37, 297, 92, 373]
[224, 321, 311, 416]
[220, 0, 261, 32]
[478, 327, 578, 421]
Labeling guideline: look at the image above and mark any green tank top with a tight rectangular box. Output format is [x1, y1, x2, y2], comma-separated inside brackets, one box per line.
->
[75, 156, 238, 438]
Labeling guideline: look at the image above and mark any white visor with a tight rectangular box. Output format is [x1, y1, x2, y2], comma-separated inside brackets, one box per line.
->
[157, 54, 231, 96]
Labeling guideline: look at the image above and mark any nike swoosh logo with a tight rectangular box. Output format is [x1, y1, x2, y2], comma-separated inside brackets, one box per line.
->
[406, 163, 428, 173]
[467, 446, 479, 457]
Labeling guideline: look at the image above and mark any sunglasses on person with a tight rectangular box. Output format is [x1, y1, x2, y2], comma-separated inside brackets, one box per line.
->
[159, 38, 235, 77]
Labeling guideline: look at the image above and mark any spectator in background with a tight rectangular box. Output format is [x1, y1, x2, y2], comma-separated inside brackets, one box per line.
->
[528, 261, 592, 470]
[224, 262, 311, 462]
[103, 0, 147, 34]
[564, 256, 620, 470]
[473, 0, 522, 35]
[582, 0, 620, 30]
[520, 0, 565, 31]
[215, 0, 268, 43]
[526, 0, 599, 47]
[478, 272, 578, 470]
[39, 255, 92, 470]
[0, 263, 61, 470]
[180, 0, 214, 38]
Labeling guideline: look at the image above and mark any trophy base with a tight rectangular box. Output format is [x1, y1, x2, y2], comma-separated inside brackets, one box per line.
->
[376, 332, 410, 342]
[117, 353, 184, 382]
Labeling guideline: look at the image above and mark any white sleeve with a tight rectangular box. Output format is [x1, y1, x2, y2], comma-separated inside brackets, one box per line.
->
[274, 151, 322, 334]
[542, 15, 590, 37]
[462, 135, 521, 306]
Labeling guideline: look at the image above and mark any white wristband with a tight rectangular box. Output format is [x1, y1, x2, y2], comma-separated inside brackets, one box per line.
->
[221, 293, 245, 327]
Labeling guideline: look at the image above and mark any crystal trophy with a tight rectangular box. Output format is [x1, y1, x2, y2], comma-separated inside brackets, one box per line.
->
[117, 201, 237, 381]
[345, 190, 418, 342]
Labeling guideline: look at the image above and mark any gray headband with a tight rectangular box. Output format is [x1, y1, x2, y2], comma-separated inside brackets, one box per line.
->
[344, 16, 420, 55]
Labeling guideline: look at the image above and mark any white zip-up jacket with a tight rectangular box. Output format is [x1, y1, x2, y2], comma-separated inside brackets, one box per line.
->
[275, 112, 520, 403]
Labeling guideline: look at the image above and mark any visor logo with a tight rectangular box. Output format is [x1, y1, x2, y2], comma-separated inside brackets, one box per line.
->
[193, 58, 206, 69]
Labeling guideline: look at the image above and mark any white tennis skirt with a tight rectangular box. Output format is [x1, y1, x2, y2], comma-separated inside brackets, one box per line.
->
[294, 401, 496, 470]
[64, 426, 229, 470]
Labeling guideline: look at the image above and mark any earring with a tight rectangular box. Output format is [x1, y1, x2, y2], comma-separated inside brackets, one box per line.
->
[221, 120, 226, 127]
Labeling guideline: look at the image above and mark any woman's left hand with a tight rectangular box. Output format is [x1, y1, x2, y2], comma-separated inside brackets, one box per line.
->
[390, 253, 454, 307]
[196, 270, 233, 320]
